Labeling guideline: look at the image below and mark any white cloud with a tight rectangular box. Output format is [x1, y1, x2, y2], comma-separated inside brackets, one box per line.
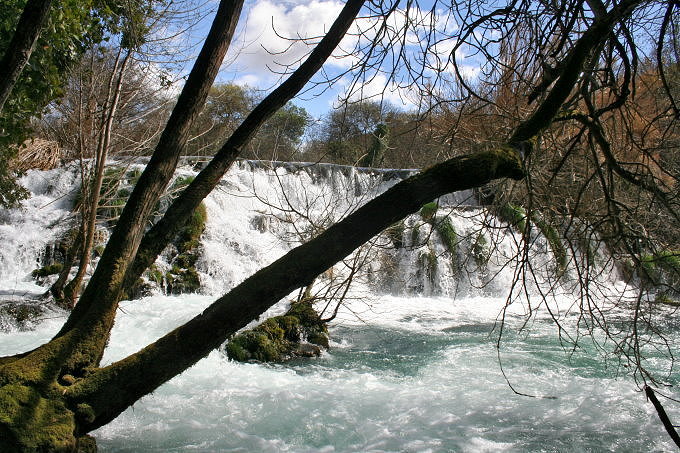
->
[334, 73, 422, 111]
[225, 0, 347, 84]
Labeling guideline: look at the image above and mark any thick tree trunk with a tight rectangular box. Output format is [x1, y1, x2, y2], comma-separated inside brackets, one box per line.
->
[0, 0, 52, 114]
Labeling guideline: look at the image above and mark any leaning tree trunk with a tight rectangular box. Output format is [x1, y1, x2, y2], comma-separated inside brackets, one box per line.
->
[65, 146, 526, 431]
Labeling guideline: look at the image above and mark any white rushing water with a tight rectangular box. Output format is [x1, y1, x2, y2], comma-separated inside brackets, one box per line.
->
[0, 161, 677, 452]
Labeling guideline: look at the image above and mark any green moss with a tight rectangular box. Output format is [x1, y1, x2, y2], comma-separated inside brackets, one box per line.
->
[654, 292, 680, 306]
[418, 249, 438, 285]
[434, 217, 458, 273]
[435, 217, 456, 251]
[31, 263, 63, 278]
[76, 435, 97, 453]
[472, 233, 489, 266]
[641, 251, 680, 286]
[226, 302, 328, 362]
[0, 303, 46, 330]
[159, 202, 208, 295]
[177, 203, 207, 253]
[75, 403, 95, 424]
[420, 202, 438, 222]
[146, 265, 164, 286]
[171, 175, 195, 191]
[164, 266, 201, 295]
[497, 202, 527, 232]
[0, 384, 76, 452]
[93, 244, 106, 257]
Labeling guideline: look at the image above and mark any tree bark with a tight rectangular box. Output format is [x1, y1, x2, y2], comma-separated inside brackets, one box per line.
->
[0, 0, 52, 114]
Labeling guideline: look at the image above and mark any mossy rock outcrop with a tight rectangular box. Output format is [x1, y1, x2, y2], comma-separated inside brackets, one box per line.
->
[225, 301, 329, 362]
[162, 202, 207, 295]
[496, 202, 567, 278]
[31, 263, 63, 279]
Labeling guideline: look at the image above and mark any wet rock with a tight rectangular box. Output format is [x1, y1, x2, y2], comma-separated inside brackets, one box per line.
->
[224, 300, 329, 363]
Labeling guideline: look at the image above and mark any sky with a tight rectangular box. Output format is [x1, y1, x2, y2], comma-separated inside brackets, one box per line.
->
[165, 0, 482, 120]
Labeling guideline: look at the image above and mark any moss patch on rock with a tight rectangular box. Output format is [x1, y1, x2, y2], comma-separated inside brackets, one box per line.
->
[497, 202, 527, 232]
[177, 203, 207, 253]
[161, 202, 207, 295]
[433, 216, 459, 272]
[225, 301, 329, 362]
[420, 202, 438, 222]
[31, 263, 63, 279]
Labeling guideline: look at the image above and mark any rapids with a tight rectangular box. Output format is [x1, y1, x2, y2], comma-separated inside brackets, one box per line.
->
[0, 161, 677, 451]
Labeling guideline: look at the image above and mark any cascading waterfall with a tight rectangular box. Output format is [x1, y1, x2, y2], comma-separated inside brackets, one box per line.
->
[0, 160, 676, 451]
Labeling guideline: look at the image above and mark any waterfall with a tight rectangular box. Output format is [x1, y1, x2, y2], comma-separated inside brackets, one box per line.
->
[0, 159, 625, 309]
